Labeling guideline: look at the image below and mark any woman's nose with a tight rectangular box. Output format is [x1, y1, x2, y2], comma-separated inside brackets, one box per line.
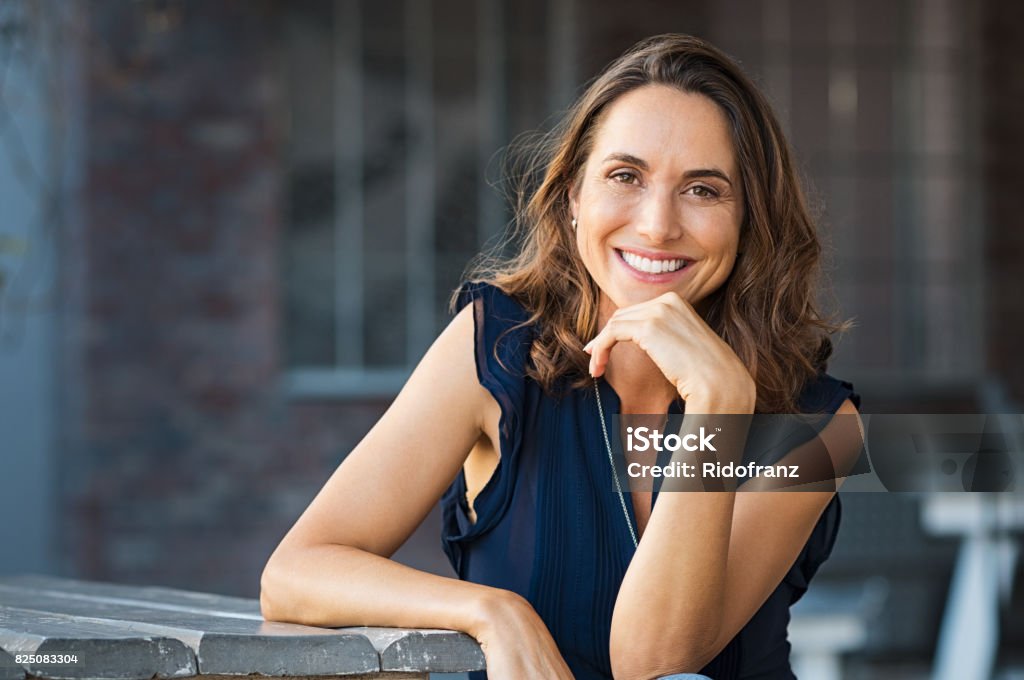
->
[635, 188, 683, 243]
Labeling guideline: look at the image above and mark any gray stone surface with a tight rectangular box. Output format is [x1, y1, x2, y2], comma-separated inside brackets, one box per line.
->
[0, 648, 25, 680]
[348, 628, 485, 673]
[0, 577, 259, 618]
[0, 606, 195, 679]
[191, 676, 428, 680]
[0, 577, 486, 678]
[0, 586, 378, 676]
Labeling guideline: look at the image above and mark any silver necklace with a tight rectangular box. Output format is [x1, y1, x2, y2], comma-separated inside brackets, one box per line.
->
[593, 380, 639, 549]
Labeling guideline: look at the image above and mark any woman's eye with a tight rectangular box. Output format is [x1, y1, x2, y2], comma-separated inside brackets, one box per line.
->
[688, 185, 719, 199]
[610, 171, 638, 184]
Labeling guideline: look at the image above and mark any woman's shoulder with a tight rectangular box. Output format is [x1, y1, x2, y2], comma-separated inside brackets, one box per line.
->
[456, 280, 537, 363]
[456, 281, 533, 326]
[796, 371, 861, 414]
[454, 280, 538, 405]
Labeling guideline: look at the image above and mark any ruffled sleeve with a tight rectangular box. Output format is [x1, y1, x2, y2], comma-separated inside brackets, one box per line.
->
[440, 281, 535, 577]
[783, 373, 861, 603]
[797, 373, 861, 413]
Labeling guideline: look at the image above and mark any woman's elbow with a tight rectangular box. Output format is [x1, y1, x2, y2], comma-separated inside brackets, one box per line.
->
[259, 586, 278, 622]
[260, 547, 303, 623]
[610, 649, 708, 680]
[609, 625, 721, 680]
[259, 556, 285, 622]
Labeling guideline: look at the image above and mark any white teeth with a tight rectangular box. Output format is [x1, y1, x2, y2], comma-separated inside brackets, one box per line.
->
[619, 250, 686, 274]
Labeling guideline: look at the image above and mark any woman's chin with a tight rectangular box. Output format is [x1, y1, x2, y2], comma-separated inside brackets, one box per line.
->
[609, 286, 693, 308]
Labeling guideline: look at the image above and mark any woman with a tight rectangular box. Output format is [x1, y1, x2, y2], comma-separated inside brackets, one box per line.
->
[261, 34, 863, 680]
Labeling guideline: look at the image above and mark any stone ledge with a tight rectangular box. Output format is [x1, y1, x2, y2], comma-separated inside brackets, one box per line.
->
[0, 576, 485, 680]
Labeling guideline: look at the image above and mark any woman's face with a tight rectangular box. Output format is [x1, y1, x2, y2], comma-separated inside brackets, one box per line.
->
[570, 84, 744, 318]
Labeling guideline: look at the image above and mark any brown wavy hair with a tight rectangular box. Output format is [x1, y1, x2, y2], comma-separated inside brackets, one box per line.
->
[456, 34, 846, 414]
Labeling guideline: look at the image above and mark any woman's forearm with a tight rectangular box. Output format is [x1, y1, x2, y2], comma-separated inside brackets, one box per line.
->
[610, 398, 749, 678]
[610, 490, 736, 676]
[260, 542, 511, 639]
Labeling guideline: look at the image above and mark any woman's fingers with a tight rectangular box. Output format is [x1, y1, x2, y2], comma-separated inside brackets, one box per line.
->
[582, 291, 754, 405]
[473, 593, 576, 680]
[484, 638, 576, 679]
[586, 315, 663, 377]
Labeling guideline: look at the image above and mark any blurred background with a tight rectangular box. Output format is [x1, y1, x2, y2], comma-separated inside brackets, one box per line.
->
[0, 0, 1022, 678]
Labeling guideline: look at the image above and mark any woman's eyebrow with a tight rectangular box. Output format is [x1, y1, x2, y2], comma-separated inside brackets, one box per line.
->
[683, 168, 734, 187]
[601, 153, 734, 187]
[602, 152, 649, 169]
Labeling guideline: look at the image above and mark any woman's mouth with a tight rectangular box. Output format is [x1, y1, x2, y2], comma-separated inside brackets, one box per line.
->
[615, 248, 693, 279]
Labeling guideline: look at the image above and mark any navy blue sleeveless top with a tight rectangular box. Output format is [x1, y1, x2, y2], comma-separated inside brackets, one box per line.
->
[441, 282, 860, 680]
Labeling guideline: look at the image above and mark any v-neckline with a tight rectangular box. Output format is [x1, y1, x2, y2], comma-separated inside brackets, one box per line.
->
[596, 376, 684, 415]
[594, 378, 684, 547]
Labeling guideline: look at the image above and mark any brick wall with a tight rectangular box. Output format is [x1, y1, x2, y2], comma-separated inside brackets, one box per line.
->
[58, 0, 1024, 600]
[62, 0, 452, 596]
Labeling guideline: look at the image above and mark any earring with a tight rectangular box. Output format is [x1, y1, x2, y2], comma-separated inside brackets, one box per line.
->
[571, 217, 578, 231]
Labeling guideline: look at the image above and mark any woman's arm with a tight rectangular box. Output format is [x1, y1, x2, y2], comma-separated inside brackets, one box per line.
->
[609, 398, 864, 680]
[260, 304, 496, 629]
[260, 304, 575, 680]
[582, 292, 865, 679]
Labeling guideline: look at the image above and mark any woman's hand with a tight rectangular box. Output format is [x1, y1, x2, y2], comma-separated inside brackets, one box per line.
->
[470, 591, 575, 680]
[584, 291, 755, 411]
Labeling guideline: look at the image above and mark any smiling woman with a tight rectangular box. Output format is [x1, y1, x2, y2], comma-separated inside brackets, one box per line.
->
[474, 37, 845, 416]
[261, 34, 863, 680]
[573, 87, 742, 333]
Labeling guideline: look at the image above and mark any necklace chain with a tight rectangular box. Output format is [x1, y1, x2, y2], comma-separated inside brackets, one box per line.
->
[593, 380, 639, 549]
